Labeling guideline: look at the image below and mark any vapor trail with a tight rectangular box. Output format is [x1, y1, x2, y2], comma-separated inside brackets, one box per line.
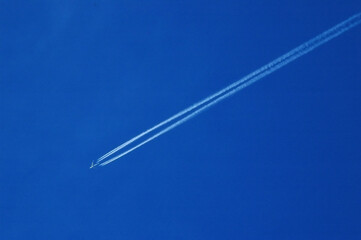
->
[91, 13, 361, 168]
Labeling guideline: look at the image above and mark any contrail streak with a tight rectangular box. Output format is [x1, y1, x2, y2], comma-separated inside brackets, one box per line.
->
[91, 13, 361, 168]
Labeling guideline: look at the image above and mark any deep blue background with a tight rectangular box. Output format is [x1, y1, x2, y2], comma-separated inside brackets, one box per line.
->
[1, 1, 361, 239]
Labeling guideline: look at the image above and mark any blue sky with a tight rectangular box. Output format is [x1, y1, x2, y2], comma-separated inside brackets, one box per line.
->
[1, 1, 361, 239]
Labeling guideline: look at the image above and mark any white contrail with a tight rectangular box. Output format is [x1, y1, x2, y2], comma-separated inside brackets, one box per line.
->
[91, 13, 361, 168]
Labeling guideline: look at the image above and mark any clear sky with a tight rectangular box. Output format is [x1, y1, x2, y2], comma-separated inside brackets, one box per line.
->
[1, 1, 361, 239]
